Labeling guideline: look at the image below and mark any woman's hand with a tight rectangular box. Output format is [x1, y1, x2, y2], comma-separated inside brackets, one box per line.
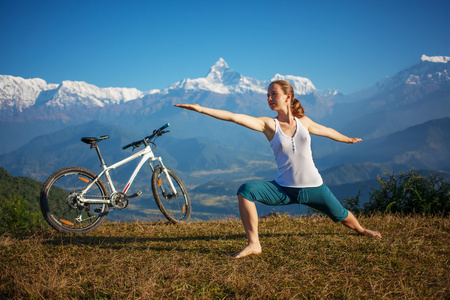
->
[347, 137, 362, 144]
[174, 104, 203, 113]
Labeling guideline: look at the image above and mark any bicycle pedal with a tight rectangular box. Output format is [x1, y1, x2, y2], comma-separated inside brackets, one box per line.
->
[129, 190, 142, 199]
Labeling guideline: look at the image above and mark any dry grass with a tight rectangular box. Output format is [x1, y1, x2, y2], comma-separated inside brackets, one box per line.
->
[1, 214, 449, 299]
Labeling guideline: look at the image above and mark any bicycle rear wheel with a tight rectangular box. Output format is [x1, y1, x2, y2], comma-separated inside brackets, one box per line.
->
[151, 167, 191, 223]
[40, 167, 110, 234]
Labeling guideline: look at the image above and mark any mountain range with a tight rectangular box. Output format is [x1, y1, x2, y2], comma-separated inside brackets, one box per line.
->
[0, 58, 323, 113]
[0, 54, 449, 220]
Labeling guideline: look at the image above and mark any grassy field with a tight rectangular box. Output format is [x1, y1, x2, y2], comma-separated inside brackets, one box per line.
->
[1, 214, 449, 299]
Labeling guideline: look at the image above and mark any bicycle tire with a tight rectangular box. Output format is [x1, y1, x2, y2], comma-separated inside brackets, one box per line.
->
[40, 167, 110, 234]
[151, 167, 191, 223]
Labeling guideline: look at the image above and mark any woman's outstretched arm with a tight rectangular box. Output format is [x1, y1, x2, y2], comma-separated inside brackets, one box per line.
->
[175, 104, 275, 139]
[301, 116, 362, 143]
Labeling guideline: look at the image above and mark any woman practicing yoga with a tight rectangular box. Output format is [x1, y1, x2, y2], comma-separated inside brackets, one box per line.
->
[175, 79, 381, 258]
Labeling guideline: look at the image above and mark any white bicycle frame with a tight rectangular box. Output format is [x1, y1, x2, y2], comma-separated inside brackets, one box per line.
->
[78, 143, 178, 205]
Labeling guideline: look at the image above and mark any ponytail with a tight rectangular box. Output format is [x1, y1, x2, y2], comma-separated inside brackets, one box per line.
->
[291, 98, 305, 118]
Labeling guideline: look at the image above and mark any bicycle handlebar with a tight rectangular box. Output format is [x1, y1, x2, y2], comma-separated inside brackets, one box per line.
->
[122, 123, 170, 150]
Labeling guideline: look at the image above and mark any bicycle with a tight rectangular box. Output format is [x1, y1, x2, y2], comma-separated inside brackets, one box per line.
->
[40, 123, 191, 234]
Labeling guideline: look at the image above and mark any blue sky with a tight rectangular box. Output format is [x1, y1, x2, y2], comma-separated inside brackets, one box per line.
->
[1, 0, 449, 94]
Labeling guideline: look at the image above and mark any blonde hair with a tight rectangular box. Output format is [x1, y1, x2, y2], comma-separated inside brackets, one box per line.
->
[269, 80, 305, 118]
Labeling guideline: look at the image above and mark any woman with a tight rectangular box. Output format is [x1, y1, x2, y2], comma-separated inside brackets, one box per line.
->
[175, 80, 381, 258]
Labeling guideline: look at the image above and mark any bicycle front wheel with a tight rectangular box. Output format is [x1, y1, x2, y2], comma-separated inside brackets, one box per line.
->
[40, 167, 110, 234]
[152, 167, 191, 223]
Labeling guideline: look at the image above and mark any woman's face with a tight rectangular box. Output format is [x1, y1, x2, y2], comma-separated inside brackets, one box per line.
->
[267, 84, 290, 111]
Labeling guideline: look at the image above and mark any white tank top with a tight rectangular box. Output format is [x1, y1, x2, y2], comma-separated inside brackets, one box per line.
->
[269, 118, 323, 188]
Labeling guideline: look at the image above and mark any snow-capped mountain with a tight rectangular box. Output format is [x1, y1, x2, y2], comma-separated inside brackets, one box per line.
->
[378, 54, 449, 89]
[347, 54, 450, 102]
[271, 74, 316, 95]
[166, 58, 321, 96]
[421, 54, 450, 64]
[39, 80, 143, 109]
[0, 58, 330, 114]
[166, 58, 268, 94]
[0, 75, 144, 112]
[0, 75, 58, 112]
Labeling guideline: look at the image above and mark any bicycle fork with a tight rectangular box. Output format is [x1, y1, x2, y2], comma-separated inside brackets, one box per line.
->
[149, 157, 178, 197]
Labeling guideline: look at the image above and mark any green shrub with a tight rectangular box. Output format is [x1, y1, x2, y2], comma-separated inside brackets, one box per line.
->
[340, 188, 363, 215]
[0, 194, 41, 234]
[364, 169, 450, 216]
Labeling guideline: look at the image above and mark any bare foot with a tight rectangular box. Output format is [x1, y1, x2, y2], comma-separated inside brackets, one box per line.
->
[361, 229, 382, 238]
[232, 244, 262, 259]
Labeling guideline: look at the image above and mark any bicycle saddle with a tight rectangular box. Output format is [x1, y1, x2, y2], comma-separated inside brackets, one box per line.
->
[81, 135, 110, 145]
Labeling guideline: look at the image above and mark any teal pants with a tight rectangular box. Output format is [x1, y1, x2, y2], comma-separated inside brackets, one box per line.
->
[237, 181, 349, 223]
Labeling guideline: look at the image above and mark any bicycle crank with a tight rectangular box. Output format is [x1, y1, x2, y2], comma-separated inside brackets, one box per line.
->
[129, 190, 142, 199]
[111, 192, 129, 210]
